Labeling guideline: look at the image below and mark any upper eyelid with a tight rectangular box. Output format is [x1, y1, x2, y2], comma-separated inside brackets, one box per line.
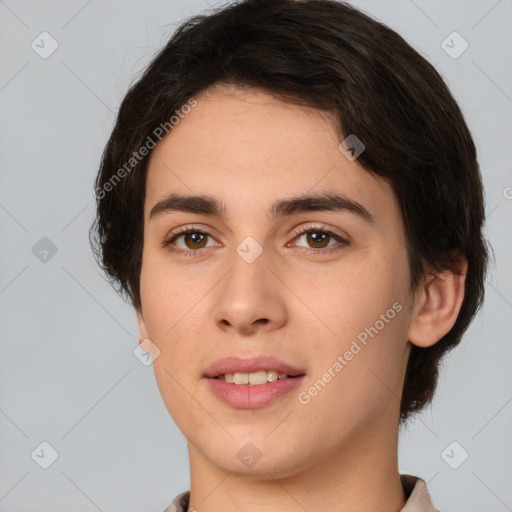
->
[168, 223, 345, 238]
[290, 225, 348, 243]
[165, 224, 348, 247]
[165, 226, 219, 246]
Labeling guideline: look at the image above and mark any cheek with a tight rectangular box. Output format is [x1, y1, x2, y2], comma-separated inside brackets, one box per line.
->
[139, 252, 203, 339]
[140, 266, 204, 426]
[298, 250, 410, 393]
[299, 257, 404, 337]
[296, 310, 409, 440]
[138, 273, 203, 409]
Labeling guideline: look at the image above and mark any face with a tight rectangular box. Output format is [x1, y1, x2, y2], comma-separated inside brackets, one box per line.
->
[136, 84, 417, 478]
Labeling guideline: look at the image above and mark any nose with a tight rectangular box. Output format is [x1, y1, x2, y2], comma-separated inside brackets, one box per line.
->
[212, 246, 288, 336]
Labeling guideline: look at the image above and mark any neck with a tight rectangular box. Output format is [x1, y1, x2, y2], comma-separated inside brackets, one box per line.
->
[187, 412, 406, 512]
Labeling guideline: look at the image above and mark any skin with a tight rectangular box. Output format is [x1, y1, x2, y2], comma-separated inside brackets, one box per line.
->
[136, 84, 467, 512]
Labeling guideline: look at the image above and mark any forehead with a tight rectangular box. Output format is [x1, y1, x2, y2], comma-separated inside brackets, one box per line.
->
[144, 85, 397, 225]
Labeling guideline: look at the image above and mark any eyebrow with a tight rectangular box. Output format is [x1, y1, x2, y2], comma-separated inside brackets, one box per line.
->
[149, 191, 375, 224]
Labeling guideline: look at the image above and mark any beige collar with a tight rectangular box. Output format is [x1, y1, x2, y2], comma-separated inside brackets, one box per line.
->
[163, 474, 439, 512]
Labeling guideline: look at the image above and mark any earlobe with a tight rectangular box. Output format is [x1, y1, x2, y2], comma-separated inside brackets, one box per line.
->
[407, 258, 468, 348]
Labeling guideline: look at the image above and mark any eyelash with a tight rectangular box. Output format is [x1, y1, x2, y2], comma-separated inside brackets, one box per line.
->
[162, 224, 349, 258]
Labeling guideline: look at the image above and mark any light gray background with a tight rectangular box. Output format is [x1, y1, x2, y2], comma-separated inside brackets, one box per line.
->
[1, 0, 511, 511]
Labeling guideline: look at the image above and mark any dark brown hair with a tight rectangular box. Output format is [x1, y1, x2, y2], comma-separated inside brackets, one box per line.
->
[90, 0, 490, 423]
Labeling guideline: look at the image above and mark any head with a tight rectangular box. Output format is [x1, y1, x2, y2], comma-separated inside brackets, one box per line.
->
[90, 0, 489, 475]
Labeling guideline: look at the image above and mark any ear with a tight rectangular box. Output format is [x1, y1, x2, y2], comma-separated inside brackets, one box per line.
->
[407, 257, 468, 348]
[136, 306, 150, 345]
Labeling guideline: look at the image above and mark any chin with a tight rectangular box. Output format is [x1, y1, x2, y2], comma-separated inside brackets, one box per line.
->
[197, 436, 308, 479]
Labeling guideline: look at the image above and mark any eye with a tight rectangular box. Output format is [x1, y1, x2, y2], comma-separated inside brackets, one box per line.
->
[162, 227, 218, 255]
[290, 225, 348, 252]
[162, 224, 349, 257]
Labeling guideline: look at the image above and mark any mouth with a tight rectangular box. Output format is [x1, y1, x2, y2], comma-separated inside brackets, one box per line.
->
[203, 356, 306, 408]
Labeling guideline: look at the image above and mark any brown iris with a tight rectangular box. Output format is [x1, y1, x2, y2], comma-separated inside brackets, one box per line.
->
[183, 232, 208, 249]
[305, 231, 330, 248]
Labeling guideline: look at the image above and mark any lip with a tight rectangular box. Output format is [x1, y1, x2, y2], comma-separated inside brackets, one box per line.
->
[202, 356, 305, 378]
[202, 356, 306, 409]
[205, 374, 306, 409]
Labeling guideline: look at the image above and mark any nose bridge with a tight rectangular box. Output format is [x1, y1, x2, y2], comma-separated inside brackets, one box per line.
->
[224, 238, 271, 306]
[212, 237, 287, 333]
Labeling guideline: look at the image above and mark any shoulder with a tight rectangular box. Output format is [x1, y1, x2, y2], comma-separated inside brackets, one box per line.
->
[400, 474, 441, 512]
[161, 490, 190, 512]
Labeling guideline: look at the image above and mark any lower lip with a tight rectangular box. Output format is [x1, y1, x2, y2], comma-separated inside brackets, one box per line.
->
[205, 376, 306, 409]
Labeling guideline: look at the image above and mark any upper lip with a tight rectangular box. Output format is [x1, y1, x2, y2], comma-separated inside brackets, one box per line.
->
[203, 356, 306, 378]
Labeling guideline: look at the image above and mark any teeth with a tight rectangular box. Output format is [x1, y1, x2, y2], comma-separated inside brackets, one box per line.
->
[218, 370, 289, 385]
[249, 370, 267, 385]
[266, 370, 279, 382]
[233, 372, 249, 385]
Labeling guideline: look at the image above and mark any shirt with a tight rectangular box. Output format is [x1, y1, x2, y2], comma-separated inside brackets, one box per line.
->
[162, 474, 439, 511]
